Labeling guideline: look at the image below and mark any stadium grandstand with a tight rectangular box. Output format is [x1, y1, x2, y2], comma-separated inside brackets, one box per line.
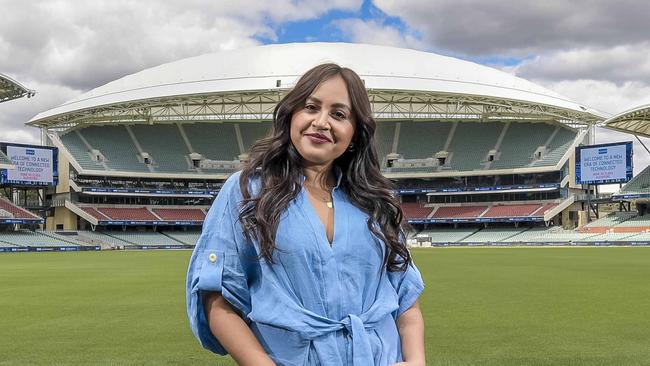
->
[8, 42, 650, 251]
[562, 104, 650, 240]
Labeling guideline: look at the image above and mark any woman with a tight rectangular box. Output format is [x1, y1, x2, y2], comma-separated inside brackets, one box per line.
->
[186, 63, 425, 366]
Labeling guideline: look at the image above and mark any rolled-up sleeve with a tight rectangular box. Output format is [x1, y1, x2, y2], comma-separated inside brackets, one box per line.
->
[388, 256, 425, 319]
[186, 172, 252, 355]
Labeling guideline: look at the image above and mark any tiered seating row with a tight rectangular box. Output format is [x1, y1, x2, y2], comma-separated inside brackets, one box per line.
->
[581, 212, 650, 232]
[58, 121, 577, 174]
[433, 206, 487, 219]
[79, 206, 207, 222]
[618, 165, 650, 195]
[404, 203, 558, 221]
[152, 208, 206, 221]
[98, 207, 158, 221]
[77, 230, 200, 247]
[482, 204, 541, 218]
[401, 203, 434, 219]
[0, 198, 41, 220]
[82, 207, 111, 220]
[0, 230, 202, 248]
[414, 227, 600, 245]
[584, 212, 637, 228]
[103, 231, 184, 246]
[163, 231, 201, 246]
[0, 231, 84, 247]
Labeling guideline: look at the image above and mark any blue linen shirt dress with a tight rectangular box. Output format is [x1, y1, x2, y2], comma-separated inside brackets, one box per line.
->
[186, 169, 425, 366]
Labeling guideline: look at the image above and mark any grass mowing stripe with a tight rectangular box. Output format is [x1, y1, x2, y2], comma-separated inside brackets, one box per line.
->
[1, 248, 649, 365]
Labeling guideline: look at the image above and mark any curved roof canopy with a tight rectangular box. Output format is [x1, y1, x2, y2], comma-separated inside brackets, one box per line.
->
[602, 104, 650, 137]
[1, 73, 34, 103]
[29, 42, 605, 129]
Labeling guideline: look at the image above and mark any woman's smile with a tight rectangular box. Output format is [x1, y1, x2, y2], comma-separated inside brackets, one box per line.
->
[304, 132, 332, 144]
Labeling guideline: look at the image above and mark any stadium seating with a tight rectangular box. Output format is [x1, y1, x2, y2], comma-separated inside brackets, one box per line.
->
[531, 127, 577, 167]
[58, 131, 105, 170]
[130, 124, 191, 172]
[460, 227, 528, 242]
[375, 121, 397, 163]
[239, 122, 271, 152]
[0, 241, 19, 248]
[152, 208, 205, 221]
[618, 165, 650, 195]
[0, 197, 41, 220]
[431, 206, 488, 219]
[81, 207, 112, 221]
[512, 228, 598, 242]
[98, 207, 158, 221]
[78, 206, 208, 223]
[396, 122, 450, 159]
[78, 125, 149, 171]
[490, 122, 555, 169]
[418, 227, 598, 244]
[103, 231, 185, 246]
[446, 122, 503, 170]
[39, 231, 96, 246]
[162, 231, 201, 246]
[482, 204, 541, 218]
[183, 123, 240, 161]
[77, 231, 135, 247]
[501, 227, 557, 242]
[538, 203, 557, 215]
[389, 166, 438, 173]
[0, 230, 81, 247]
[580, 232, 639, 242]
[584, 212, 637, 228]
[623, 232, 650, 242]
[417, 228, 478, 243]
[401, 202, 433, 219]
[614, 214, 650, 227]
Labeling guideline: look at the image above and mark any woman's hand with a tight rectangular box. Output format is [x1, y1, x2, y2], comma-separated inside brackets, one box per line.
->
[390, 362, 425, 366]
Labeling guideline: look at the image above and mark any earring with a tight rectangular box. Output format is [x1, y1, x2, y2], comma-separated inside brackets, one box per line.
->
[347, 143, 355, 152]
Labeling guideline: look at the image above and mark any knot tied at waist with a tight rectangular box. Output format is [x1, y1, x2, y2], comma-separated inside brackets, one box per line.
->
[254, 307, 392, 366]
[341, 313, 374, 365]
[248, 284, 400, 365]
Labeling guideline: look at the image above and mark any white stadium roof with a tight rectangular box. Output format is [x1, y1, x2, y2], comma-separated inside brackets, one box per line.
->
[1, 73, 34, 103]
[29, 42, 605, 128]
[602, 104, 650, 137]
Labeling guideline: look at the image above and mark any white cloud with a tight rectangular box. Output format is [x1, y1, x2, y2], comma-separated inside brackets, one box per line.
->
[332, 18, 427, 50]
[373, 0, 650, 57]
[532, 79, 650, 116]
[0, 0, 363, 90]
[512, 43, 650, 85]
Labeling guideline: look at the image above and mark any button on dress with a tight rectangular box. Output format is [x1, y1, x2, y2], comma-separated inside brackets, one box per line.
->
[186, 169, 425, 366]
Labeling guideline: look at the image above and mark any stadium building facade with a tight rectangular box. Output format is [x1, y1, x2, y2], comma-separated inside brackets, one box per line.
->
[26, 43, 606, 245]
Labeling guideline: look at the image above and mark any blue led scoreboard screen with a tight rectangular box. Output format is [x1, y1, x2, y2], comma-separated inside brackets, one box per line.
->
[575, 142, 633, 185]
[0, 142, 59, 187]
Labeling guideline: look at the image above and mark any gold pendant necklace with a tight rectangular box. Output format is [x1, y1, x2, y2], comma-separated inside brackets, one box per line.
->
[306, 185, 333, 209]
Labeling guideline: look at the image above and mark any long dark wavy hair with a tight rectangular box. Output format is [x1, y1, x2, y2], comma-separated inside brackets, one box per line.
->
[238, 63, 411, 272]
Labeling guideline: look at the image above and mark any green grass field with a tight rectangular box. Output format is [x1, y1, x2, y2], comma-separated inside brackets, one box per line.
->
[2, 248, 650, 366]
